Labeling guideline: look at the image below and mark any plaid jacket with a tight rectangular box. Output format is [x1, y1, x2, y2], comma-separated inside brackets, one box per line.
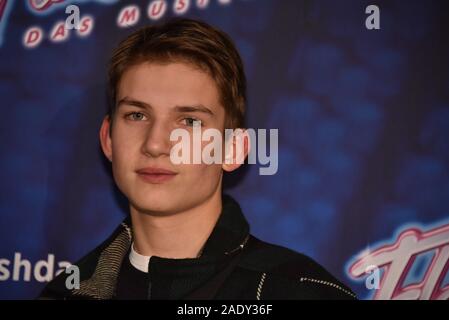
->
[38, 195, 356, 300]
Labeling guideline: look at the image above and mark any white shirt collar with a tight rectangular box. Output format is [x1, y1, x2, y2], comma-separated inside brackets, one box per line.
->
[129, 242, 151, 273]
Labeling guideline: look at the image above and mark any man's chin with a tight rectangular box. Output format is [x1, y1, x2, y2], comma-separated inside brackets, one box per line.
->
[129, 191, 195, 216]
[130, 199, 177, 216]
[124, 183, 180, 214]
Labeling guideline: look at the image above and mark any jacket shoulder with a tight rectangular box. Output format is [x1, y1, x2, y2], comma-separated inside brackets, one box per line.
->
[238, 236, 357, 299]
[37, 247, 103, 300]
[38, 221, 130, 300]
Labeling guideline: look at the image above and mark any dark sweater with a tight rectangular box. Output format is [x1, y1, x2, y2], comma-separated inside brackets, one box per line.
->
[115, 253, 149, 300]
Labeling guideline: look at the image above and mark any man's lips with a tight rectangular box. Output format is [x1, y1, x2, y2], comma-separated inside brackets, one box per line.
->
[135, 167, 178, 184]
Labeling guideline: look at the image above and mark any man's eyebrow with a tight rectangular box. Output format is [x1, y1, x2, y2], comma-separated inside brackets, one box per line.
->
[116, 97, 152, 110]
[117, 98, 214, 116]
[174, 105, 214, 116]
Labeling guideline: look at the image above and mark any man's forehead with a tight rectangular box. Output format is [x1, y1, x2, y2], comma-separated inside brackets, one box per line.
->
[117, 62, 222, 108]
[120, 61, 215, 87]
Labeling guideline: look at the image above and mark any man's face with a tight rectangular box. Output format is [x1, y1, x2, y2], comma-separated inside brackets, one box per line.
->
[101, 61, 226, 215]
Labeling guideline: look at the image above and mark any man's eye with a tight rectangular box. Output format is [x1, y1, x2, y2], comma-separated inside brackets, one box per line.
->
[183, 117, 202, 127]
[125, 112, 147, 121]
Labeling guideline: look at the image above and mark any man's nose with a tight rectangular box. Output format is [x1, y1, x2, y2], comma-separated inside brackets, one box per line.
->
[141, 119, 172, 158]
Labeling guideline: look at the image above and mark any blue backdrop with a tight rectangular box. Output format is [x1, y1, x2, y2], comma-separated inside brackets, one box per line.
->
[1, 0, 448, 300]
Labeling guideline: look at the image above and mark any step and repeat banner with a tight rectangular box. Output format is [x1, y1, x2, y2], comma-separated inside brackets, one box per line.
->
[1, 0, 448, 299]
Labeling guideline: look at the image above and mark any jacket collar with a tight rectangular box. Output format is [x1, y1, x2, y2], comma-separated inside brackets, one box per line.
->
[69, 194, 250, 299]
[196, 194, 250, 257]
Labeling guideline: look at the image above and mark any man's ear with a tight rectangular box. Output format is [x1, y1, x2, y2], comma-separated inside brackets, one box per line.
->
[222, 129, 250, 173]
[99, 116, 113, 162]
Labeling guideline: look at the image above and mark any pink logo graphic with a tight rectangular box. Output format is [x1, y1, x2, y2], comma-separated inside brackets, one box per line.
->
[0, 0, 12, 46]
[29, 0, 65, 12]
[348, 222, 449, 300]
[0, 0, 8, 22]
[27, 0, 117, 14]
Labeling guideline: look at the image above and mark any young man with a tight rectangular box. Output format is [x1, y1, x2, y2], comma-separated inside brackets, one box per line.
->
[39, 18, 356, 300]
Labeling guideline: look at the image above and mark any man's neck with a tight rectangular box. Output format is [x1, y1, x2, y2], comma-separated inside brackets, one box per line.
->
[129, 189, 222, 259]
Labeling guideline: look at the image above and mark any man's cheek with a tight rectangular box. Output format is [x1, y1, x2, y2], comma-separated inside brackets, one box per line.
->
[196, 164, 221, 182]
[178, 164, 206, 182]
